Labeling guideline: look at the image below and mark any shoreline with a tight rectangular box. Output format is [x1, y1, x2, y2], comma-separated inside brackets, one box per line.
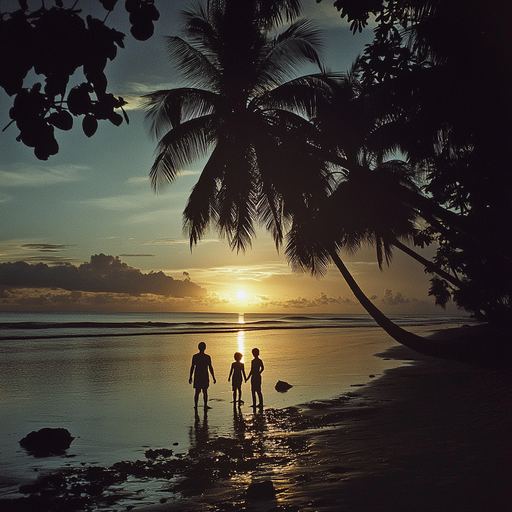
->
[2, 324, 511, 511]
[280, 344, 512, 511]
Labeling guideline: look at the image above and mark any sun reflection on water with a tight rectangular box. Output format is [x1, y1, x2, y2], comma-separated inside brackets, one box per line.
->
[237, 330, 245, 361]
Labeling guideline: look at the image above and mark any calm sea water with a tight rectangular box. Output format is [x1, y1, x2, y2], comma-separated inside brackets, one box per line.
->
[0, 311, 474, 502]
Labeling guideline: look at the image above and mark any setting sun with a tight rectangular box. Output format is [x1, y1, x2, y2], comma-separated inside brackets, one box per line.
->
[237, 290, 247, 300]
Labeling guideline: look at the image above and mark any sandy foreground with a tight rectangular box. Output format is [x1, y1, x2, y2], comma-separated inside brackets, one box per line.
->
[2, 326, 511, 512]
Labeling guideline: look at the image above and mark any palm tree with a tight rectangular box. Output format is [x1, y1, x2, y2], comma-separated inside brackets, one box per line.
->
[298, 70, 464, 286]
[143, 0, 330, 254]
[281, 46, 510, 363]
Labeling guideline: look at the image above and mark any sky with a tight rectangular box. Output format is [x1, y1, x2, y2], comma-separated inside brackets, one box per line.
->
[0, 0, 461, 315]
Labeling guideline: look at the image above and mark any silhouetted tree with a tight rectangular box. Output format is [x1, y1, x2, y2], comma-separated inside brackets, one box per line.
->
[319, 0, 512, 322]
[1, 0, 160, 159]
[143, 0, 330, 253]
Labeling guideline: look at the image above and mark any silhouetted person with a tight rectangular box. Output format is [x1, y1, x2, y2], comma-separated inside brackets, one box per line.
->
[246, 347, 264, 409]
[189, 342, 216, 408]
[228, 352, 247, 406]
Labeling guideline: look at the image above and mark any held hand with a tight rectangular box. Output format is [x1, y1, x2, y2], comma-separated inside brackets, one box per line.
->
[189, 377, 192, 384]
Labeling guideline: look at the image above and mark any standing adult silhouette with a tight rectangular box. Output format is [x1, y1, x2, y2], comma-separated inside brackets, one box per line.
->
[189, 342, 216, 408]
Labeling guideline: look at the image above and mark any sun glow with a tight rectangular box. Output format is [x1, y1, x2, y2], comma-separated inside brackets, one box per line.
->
[237, 290, 247, 300]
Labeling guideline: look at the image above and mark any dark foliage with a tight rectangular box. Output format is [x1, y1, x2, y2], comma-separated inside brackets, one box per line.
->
[321, 0, 512, 321]
[0, 0, 160, 159]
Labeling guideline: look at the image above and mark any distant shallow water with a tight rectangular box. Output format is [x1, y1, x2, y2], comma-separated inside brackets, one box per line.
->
[0, 310, 472, 340]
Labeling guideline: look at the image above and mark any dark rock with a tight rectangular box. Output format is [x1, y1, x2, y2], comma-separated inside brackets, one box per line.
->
[246, 480, 276, 502]
[275, 380, 293, 392]
[19, 427, 74, 457]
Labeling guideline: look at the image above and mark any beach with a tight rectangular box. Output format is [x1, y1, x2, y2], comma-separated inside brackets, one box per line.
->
[1, 315, 511, 511]
[123, 331, 512, 512]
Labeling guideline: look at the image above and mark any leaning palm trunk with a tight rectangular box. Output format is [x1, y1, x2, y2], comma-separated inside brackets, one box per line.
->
[328, 250, 441, 356]
[390, 238, 463, 289]
[329, 250, 512, 368]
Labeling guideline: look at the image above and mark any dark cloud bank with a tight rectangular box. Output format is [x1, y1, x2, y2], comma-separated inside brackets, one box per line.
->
[0, 254, 206, 298]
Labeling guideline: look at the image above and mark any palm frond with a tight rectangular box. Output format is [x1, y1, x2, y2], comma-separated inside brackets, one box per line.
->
[142, 88, 218, 138]
[180, 2, 223, 65]
[166, 36, 220, 90]
[285, 213, 333, 276]
[216, 143, 259, 253]
[256, 188, 288, 250]
[255, 18, 323, 91]
[183, 144, 227, 247]
[257, 0, 302, 29]
[150, 115, 217, 191]
[258, 74, 334, 119]
[374, 233, 395, 269]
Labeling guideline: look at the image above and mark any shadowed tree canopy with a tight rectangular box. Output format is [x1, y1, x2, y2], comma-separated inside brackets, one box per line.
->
[1, 0, 160, 159]
[318, 0, 512, 323]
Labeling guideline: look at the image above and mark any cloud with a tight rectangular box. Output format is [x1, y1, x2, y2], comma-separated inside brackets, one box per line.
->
[257, 292, 360, 310]
[118, 254, 155, 257]
[0, 241, 79, 266]
[75, 194, 146, 212]
[146, 238, 218, 246]
[117, 81, 180, 111]
[381, 289, 410, 306]
[0, 254, 206, 298]
[0, 287, 206, 312]
[0, 164, 88, 187]
[126, 176, 152, 185]
[22, 244, 73, 253]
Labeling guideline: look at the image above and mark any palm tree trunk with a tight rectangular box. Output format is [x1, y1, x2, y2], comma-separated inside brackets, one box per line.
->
[329, 249, 512, 369]
[329, 249, 445, 357]
[391, 238, 463, 288]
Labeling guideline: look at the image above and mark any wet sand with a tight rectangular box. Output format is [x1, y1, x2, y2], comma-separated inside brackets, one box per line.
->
[279, 346, 512, 512]
[2, 326, 511, 512]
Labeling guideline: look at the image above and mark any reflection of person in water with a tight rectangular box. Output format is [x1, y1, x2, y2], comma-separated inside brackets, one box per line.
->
[189, 342, 216, 408]
[228, 352, 247, 406]
[246, 348, 264, 409]
[193, 408, 209, 451]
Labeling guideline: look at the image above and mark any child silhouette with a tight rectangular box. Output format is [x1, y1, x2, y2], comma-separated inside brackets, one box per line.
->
[246, 348, 264, 409]
[228, 352, 247, 406]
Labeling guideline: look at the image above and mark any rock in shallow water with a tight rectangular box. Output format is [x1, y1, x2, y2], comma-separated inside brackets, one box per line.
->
[275, 380, 293, 392]
[19, 427, 74, 457]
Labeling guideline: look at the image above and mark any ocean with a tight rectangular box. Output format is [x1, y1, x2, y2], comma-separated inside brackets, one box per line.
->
[0, 311, 474, 506]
